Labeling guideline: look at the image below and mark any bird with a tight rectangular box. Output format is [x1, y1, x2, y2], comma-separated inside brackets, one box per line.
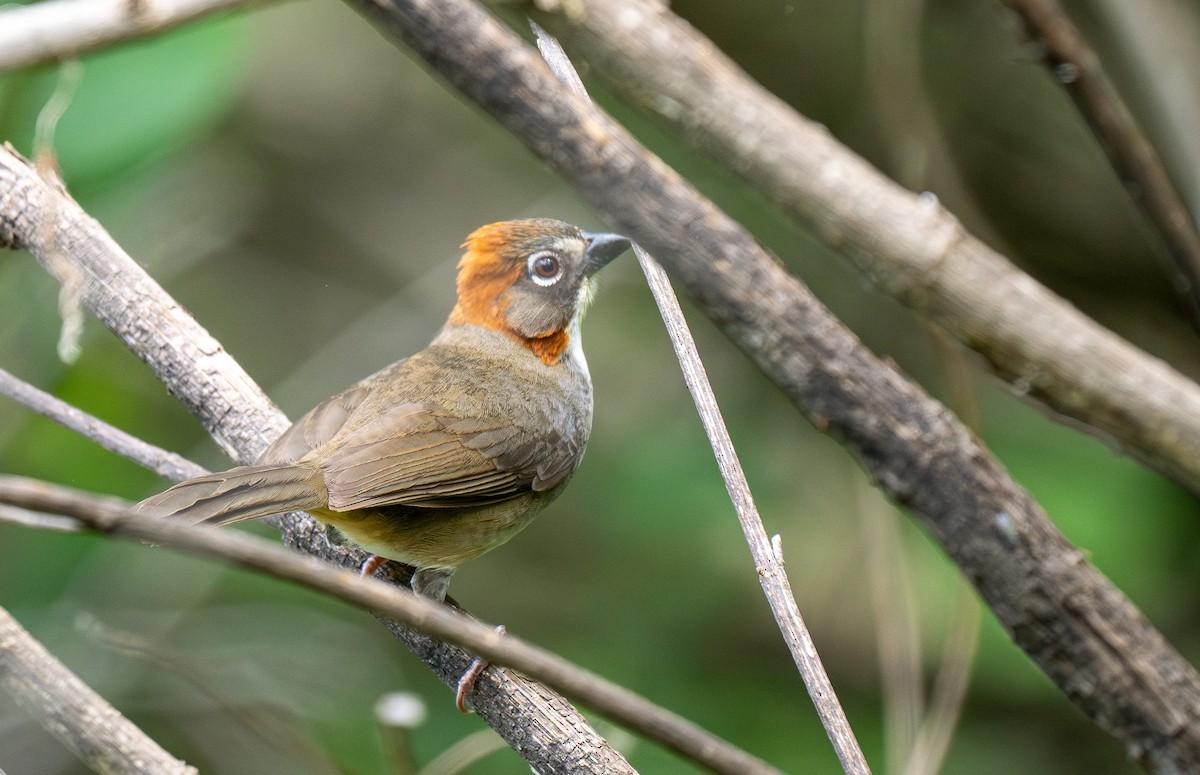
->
[136, 217, 628, 634]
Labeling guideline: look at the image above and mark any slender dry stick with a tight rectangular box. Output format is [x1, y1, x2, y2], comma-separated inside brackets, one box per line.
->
[903, 587, 979, 775]
[533, 24, 868, 773]
[857, 482, 922, 775]
[0, 0, 262, 73]
[0, 367, 207, 481]
[1089, 0, 1200, 217]
[0, 475, 785, 775]
[532, 0, 1200, 500]
[637, 245, 868, 770]
[999, 0, 1200, 321]
[0, 605, 198, 775]
[0, 503, 83, 532]
[338, 1, 1200, 769]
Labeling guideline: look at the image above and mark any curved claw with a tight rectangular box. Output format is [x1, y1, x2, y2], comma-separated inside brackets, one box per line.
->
[360, 555, 386, 577]
[455, 624, 506, 713]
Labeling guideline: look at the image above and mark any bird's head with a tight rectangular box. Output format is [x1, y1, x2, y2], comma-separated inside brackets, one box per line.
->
[449, 218, 630, 365]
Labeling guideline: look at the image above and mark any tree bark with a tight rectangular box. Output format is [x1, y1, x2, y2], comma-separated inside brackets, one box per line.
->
[0, 606, 198, 775]
[533, 0, 1200, 500]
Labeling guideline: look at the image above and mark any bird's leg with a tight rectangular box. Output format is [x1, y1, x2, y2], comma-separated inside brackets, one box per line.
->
[411, 567, 453, 602]
[360, 555, 387, 578]
[405, 567, 495, 714]
[456, 625, 504, 714]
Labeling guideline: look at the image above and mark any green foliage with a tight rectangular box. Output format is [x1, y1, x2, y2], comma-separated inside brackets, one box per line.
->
[0, 15, 243, 190]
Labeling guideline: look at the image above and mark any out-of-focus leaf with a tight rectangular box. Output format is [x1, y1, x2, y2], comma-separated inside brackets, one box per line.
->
[0, 15, 243, 189]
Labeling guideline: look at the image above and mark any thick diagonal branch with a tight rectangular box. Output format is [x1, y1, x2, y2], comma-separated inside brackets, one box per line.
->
[0, 605, 198, 775]
[533, 0, 1200, 499]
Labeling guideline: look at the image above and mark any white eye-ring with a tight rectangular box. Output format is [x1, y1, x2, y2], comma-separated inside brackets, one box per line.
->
[527, 251, 564, 287]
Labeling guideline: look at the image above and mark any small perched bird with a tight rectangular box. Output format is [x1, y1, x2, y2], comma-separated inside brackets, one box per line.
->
[137, 219, 629, 608]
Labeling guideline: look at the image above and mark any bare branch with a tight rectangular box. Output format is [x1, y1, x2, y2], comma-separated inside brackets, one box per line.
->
[0, 605, 198, 775]
[1089, 0, 1200, 219]
[0, 0, 261, 74]
[532, 0, 1200, 500]
[0, 366, 206, 482]
[0, 475, 785, 775]
[0, 143, 287, 464]
[999, 0, 1200, 321]
[534, 24, 869, 774]
[339, 0, 1200, 769]
[635, 237, 869, 773]
[0, 504, 82, 532]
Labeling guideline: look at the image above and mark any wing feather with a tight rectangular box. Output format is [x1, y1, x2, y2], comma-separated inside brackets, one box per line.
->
[319, 401, 574, 511]
[259, 383, 373, 465]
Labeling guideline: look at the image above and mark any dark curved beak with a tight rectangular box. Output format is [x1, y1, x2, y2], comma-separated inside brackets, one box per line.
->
[582, 231, 632, 276]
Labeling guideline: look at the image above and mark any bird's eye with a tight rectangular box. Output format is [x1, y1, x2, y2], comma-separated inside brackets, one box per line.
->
[527, 251, 563, 286]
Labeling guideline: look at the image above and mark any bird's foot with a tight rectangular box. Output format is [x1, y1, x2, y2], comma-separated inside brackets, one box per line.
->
[455, 625, 504, 714]
[360, 555, 387, 578]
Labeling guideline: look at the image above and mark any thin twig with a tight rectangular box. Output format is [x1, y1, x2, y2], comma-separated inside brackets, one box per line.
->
[903, 587, 979, 775]
[0, 366, 207, 482]
[636, 244, 868, 773]
[0, 475, 785, 775]
[999, 0, 1200, 324]
[0, 605, 198, 775]
[532, 23, 868, 773]
[857, 483, 922, 774]
[0, 0, 261, 74]
[0, 504, 83, 533]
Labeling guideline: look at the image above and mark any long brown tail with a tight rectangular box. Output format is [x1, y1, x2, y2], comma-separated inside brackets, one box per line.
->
[135, 464, 326, 526]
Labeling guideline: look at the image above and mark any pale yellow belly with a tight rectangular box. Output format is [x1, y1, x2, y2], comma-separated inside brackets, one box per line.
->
[313, 491, 554, 570]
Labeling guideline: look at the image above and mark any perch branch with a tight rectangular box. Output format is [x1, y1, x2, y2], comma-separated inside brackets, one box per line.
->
[0, 604, 198, 775]
[533, 24, 867, 773]
[531, 0, 1200, 500]
[0, 475, 784, 775]
[999, 0, 1200, 321]
[339, 0, 1200, 770]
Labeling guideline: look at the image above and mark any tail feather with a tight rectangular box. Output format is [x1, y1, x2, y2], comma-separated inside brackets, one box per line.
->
[136, 464, 325, 526]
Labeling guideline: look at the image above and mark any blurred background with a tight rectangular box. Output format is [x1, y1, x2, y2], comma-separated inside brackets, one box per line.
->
[2, 0, 1199, 772]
